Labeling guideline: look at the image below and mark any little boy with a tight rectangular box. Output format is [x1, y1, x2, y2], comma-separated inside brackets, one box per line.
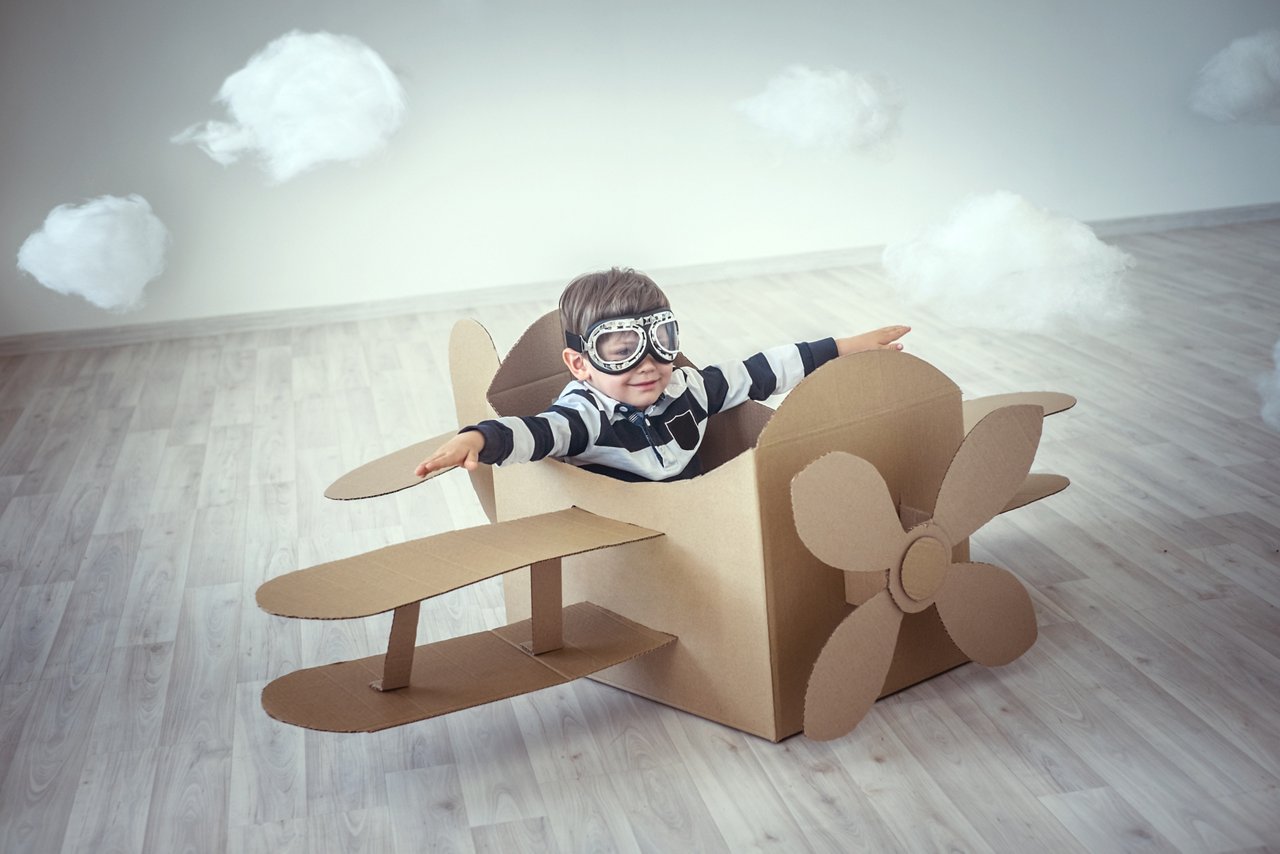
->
[416, 267, 909, 482]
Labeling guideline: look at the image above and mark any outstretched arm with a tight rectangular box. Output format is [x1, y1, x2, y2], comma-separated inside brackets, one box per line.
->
[415, 431, 486, 477]
[835, 325, 911, 356]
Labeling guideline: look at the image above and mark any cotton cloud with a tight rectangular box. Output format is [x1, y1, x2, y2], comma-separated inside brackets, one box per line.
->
[736, 65, 902, 152]
[174, 30, 406, 183]
[1191, 30, 1280, 123]
[881, 191, 1133, 332]
[1260, 339, 1280, 431]
[16, 195, 169, 312]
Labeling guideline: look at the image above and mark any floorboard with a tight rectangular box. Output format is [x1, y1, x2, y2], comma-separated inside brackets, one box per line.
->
[1, 219, 1279, 852]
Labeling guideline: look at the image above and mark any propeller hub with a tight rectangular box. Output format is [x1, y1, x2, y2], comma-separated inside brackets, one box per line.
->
[901, 536, 949, 602]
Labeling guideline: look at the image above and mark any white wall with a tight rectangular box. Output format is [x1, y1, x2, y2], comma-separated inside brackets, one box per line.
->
[2, 0, 1279, 339]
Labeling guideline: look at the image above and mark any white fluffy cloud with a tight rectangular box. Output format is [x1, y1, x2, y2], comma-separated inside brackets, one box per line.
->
[17, 195, 169, 312]
[1191, 30, 1280, 123]
[174, 30, 406, 183]
[1260, 339, 1280, 431]
[881, 191, 1133, 332]
[736, 65, 902, 152]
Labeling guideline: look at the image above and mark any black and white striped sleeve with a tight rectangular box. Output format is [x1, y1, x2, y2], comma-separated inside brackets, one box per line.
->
[698, 339, 838, 416]
[461, 389, 604, 466]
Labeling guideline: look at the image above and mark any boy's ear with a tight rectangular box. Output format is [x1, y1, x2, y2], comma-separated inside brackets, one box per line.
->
[562, 348, 592, 380]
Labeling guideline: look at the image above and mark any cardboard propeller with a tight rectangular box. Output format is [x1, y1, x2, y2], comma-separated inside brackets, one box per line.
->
[792, 404, 1044, 741]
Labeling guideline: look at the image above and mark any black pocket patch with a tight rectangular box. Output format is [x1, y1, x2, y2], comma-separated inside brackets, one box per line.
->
[666, 410, 701, 451]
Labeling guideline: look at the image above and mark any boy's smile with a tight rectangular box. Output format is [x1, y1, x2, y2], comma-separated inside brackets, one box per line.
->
[564, 351, 674, 409]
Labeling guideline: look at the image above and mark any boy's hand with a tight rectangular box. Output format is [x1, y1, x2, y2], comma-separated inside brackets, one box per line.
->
[415, 431, 486, 477]
[836, 325, 911, 356]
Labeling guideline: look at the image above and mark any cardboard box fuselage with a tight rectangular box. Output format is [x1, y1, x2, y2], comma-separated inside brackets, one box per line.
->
[491, 313, 970, 742]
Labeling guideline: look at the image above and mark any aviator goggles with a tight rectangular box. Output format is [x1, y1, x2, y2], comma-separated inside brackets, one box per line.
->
[565, 308, 681, 375]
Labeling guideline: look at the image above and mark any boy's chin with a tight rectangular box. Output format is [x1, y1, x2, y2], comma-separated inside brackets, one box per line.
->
[624, 385, 665, 407]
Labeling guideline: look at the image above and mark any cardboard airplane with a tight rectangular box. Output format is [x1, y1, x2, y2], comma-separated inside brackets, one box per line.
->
[256, 311, 1074, 741]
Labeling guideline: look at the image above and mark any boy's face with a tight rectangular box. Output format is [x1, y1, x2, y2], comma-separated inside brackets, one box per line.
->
[562, 350, 675, 409]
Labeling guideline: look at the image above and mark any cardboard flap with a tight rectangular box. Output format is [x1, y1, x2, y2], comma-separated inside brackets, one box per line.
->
[488, 311, 570, 417]
[261, 601, 677, 733]
[450, 318, 501, 521]
[324, 431, 457, 500]
[759, 351, 960, 452]
[963, 391, 1075, 432]
[1000, 472, 1070, 515]
[256, 507, 664, 619]
[933, 405, 1043, 545]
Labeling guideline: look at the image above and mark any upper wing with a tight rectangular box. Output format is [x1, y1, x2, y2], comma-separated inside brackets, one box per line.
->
[323, 430, 457, 500]
[962, 391, 1075, 519]
[963, 391, 1076, 433]
[257, 506, 664, 619]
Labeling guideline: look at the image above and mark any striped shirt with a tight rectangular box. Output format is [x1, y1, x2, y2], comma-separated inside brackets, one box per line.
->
[462, 339, 839, 482]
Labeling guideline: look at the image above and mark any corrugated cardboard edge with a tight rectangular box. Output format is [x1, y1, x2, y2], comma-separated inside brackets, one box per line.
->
[450, 318, 501, 522]
[261, 601, 676, 732]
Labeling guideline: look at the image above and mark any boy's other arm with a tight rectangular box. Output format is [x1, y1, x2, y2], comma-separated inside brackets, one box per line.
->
[415, 431, 485, 476]
[413, 393, 604, 477]
[835, 325, 910, 356]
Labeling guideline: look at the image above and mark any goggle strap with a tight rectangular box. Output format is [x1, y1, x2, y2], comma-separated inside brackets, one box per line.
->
[565, 330, 586, 352]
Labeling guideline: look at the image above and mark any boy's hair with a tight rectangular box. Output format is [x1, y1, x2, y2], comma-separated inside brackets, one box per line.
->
[559, 267, 670, 338]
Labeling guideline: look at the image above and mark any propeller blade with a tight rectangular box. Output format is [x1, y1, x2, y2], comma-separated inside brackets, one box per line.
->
[933, 562, 1037, 666]
[804, 590, 903, 741]
[791, 452, 905, 574]
[933, 405, 1042, 544]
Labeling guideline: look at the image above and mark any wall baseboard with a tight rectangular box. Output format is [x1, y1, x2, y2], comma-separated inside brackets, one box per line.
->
[1087, 201, 1280, 237]
[3, 202, 1277, 357]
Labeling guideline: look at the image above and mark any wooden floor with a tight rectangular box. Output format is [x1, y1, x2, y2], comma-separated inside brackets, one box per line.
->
[2, 220, 1279, 853]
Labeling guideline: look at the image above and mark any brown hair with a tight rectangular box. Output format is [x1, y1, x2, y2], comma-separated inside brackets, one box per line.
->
[559, 267, 670, 339]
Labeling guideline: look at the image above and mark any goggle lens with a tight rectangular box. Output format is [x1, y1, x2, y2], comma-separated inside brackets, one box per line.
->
[651, 319, 679, 356]
[595, 329, 644, 364]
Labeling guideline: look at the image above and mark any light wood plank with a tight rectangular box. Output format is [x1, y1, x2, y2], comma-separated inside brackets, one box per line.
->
[112, 512, 195, 647]
[539, 774, 641, 854]
[745, 735, 900, 853]
[448, 701, 547, 827]
[87, 643, 172, 756]
[385, 764, 475, 854]
[661, 711, 815, 851]
[879, 696, 1088, 852]
[1039, 786, 1176, 852]
[304, 729, 389, 818]
[228, 680, 306, 828]
[0, 672, 105, 854]
[59, 747, 158, 854]
[159, 582, 242, 750]
[825, 712, 996, 852]
[91, 429, 168, 535]
[142, 743, 231, 854]
[0, 582, 73, 684]
[471, 817, 560, 854]
[16, 482, 105, 587]
[303, 806, 397, 854]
